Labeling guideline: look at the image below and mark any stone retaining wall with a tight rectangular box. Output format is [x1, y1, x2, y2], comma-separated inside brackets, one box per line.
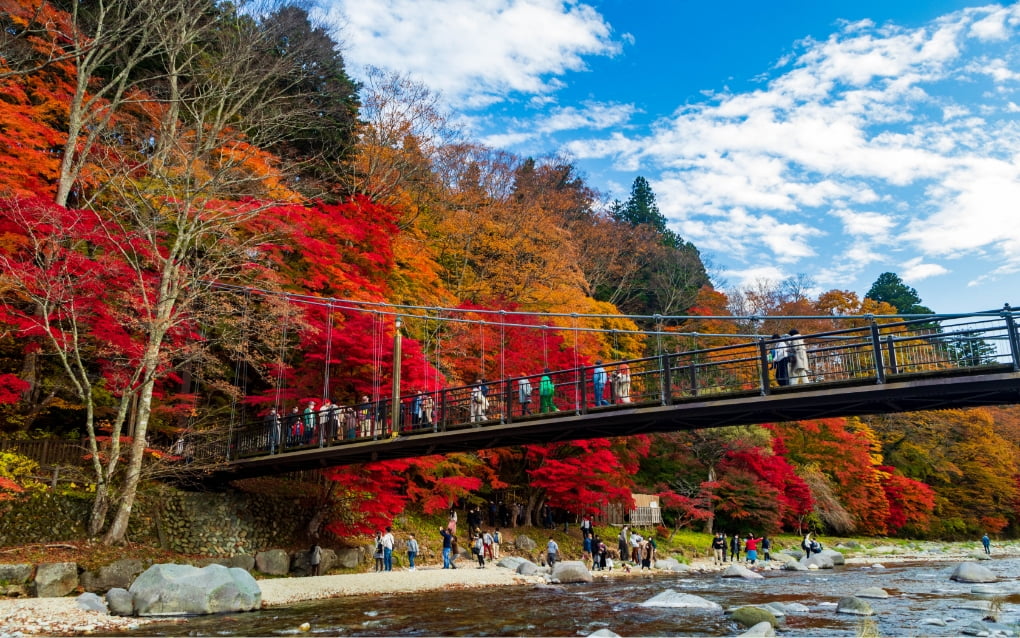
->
[0, 488, 306, 555]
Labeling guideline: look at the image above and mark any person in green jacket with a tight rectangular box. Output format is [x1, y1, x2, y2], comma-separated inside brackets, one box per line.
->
[539, 369, 557, 413]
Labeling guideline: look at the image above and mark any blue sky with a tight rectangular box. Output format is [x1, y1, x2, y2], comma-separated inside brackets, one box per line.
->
[316, 1, 1020, 314]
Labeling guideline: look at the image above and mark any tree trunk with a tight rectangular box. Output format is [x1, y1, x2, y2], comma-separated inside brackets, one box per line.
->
[704, 465, 717, 535]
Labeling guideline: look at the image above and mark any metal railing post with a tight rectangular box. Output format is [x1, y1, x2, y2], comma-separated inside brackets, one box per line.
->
[1004, 305, 1020, 371]
[757, 339, 771, 396]
[689, 363, 698, 397]
[505, 379, 513, 424]
[440, 389, 448, 432]
[661, 354, 673, 405]
[885, 335, 899, 375]
[869, 318, 886, 384]
[579, 367, 588, 415]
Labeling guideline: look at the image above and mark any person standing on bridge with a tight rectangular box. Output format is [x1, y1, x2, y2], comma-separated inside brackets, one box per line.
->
[470, 379, 487, 423]
[592, 360, 610, 406]
[421, 392, 435, 430]
[539, 369, 557, 413]
[770, 333, 790, 386]
[617, 363, 632, 403]
[786, 329, 811, 385]
[264, 408, 280, 454]
[518, 375, 533, 415]
[302, 401, 316, 444]
[287, 406, 301, 446]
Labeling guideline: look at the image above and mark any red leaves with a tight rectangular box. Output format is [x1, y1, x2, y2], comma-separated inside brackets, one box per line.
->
[0, 374, 30, 404]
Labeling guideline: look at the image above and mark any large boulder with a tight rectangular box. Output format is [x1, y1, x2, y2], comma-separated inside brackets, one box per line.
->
[722, 564, 764, 579]
[515, 535, 537, 551]
[130, 563, 261, 616]
[498, 556, 527, 571]
[334, 547, 365, 569]
[639, 589, 722, 610]
[81, 559, 144, 594]
[34, 562, 79, 598]
[836, 596, 874, 616]
[255, 549, 291, 576]
[516, 560, 540, 576]
[769, 553, 796, 565]
[816, 549, 845, 565]
[106, 587, 134, 616]
[551, 561, 592, 583]
[730, 606, 778, 629]
[739, 621, 776, 637]
[950, 562, 997, 583]
[802, 554, 834, 570]
[0, 564, 33, 597]
[782, 561, 807, 572]
[76, 592, 108, 613]
[225, 555, 256, 572]
[654, 558, 690, 572]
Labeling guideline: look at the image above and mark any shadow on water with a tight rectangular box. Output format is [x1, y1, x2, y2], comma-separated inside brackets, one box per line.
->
[107, 557, 1020, 637]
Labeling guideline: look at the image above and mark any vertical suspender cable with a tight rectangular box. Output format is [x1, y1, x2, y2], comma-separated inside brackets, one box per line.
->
[322, 302, 334, 402]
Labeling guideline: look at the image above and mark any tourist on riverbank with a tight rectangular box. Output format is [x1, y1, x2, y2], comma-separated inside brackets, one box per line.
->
[440, 527, 453, 568]
[546, 537, 559, 568]
[407, 533, 419, 571]
[712, 533, 725, 564]
[745, 535, 760, 566]
[483, 529, 494, 561]
[473, 534, 485, 568]
[373, 532, 384, 572]
[309, 543, 322, 576]
[802, 533, 814, 558]
[450, 535, 461, 569]
[761, 536, 771, 561]
[982, 533, 991, 554]
[381, 527, 395, 571]
[492, 528, 502, 559]
[618, 526, 629, 563]
[730, 533, 741, 562]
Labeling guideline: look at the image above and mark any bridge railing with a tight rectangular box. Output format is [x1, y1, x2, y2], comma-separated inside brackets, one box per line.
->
[215, 310, 1020, 462]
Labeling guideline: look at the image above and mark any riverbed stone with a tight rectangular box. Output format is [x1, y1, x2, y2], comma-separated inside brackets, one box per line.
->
[722, 564, 764, 579]
[498, 556, 526, 570]
[639, 589, 722, 610]
[954, 600, 992, 612]
[730, 606, 777, 628]
[106, 587, 134, 616]
[130, 563, 261, 616]
[836, 596, 874, 616]
[34, 562, 79, 597]
[76, 592, 108, 613]
[817, 549, 845, 565]
[0, 564, 32, 585]
[516, 560, 539, 575]
[255, 549, 290, 575]
[960, 620, 991, 636]
[969, 552, 991, 561]
[951, 562, 997, 583]
[971, 585, 1007, 595]
[81, 558, 144, 594]
[769, 552, 796, 564]
[856, 587, 890, 599]
[334, 547, 364, 569]
[783, 602, 810, 614]
[738, 621, 776, 637]
[551, 561, 592, 583]
[802, 554, 834, 569]
[760, 602, 786, 617]
[920, 617, 947, 626]
[654, 558, 689, 572]
[225, 555, 256, 571]
[515, 535, 537, 551]
[587, 630, 620, 637]
[782, 561, 807, 571]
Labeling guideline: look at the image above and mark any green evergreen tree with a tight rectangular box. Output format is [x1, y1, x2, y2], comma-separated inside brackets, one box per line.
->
[865, 272, 933, 314]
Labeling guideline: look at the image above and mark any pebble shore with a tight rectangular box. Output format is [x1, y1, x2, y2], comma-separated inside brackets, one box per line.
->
[0, 544, 994, 636]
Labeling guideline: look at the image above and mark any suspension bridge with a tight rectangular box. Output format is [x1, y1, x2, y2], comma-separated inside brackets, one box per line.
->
[186, 307, 1020, 484]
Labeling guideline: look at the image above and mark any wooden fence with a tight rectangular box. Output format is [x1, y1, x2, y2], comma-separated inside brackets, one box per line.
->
[0, 438, 88, 467]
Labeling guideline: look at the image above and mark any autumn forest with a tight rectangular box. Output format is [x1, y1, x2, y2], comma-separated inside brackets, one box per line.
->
[1, 0, 1019, 546]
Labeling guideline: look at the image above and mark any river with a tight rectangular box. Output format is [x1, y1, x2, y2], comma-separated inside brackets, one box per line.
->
[109, 557, 1020, 637]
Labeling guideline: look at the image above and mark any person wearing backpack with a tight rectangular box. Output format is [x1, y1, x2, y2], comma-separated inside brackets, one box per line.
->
[492, 528, 503, 559]
[539, 369, 557, 413]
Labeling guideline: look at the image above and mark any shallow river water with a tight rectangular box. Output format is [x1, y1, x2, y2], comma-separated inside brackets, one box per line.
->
[111, 557, 1020, 637]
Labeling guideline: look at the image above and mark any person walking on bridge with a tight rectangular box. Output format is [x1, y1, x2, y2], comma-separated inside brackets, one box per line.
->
[786, 329, 811, 385]
[592, 360, 610, 406]
[518, 375, 533, 415]
[539, 369, 557, 413]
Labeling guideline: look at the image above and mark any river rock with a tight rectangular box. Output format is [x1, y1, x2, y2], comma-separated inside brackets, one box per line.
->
[971, 585, 1007, 595]
[654, 558, 689, 572]
[722, 564, 764, 579]
[106, 587, 134, 616]
[35, 562, 79, 598]
[856, 587, 890, 599]
[769, 552, 796, 564]
[782, 561, 807, 571]
[255, 549, 291, 575]
[76, 592, 108, 613]
[81, 558, 144, 593]
[951, 562, 997, 583]
[130, 563, 261, 616]
[836, 596, 874, 616]
[960, 620, 991, 636]
[920, 617, 947, 626]
[551, 561, 592, 583]
[587, 630, 620, 637]
[969, 552, 991, 561]
[498, 556, 526, 570]
[783, 602, 810, 614]
[730, 606, 777, 628]
[760, 602, 787, 617]
[515, 535, 537, 551]
[738, 621, 776, 637]
[817, 549, 845, 565]
[0, 564, 33, 597]
[639, 589, 722, 610]
[334, 547, 364, 569]
[802, 554, 834, 569]
[225, 555, 256, 571]
[954, 600, 991, 611]
[516, 560, 539, 576]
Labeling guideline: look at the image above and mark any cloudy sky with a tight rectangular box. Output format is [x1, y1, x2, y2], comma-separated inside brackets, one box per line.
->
[315, 0, 1020, 314]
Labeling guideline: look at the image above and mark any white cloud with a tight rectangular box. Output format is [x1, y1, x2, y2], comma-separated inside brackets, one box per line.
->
[536, 102, 638, 133]
[900, 256, 949, 281]
[318, 0, 622, 107]
[832, 209, 897, 237]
